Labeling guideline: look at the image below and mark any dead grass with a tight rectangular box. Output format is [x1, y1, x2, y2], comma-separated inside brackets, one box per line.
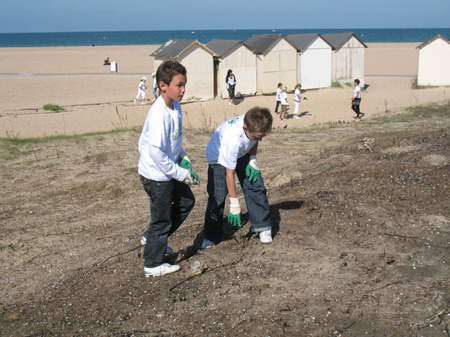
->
[0, 101, 449, 336]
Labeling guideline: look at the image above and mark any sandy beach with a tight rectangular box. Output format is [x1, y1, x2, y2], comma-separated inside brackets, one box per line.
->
[0, 42, 447, 138]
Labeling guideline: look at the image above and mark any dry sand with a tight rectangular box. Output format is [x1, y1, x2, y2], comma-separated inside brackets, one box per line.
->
[0, 42, 448, 138]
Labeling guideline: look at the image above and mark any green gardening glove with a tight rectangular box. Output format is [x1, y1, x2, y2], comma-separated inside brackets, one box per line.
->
[179, 156, 192, 171]
[227, 197, 242, 227]
[245, 155, 261, 183]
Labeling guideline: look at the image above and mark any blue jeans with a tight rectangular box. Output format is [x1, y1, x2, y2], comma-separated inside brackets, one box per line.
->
[141, 176, 195, 267]
[203, 154, 272, 243]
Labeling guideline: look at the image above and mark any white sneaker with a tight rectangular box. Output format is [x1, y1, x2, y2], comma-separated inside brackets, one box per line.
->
[141, 235, 173, 254]
[259, 230, 273, 244]
[144, 263, 180, 277]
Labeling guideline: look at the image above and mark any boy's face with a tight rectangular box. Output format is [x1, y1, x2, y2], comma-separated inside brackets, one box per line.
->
[160, 74, 187, 102]
[243, 126, 268, 142]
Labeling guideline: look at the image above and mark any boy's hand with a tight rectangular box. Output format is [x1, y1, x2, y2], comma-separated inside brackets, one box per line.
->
[246, 155, 261, 183]
[183, 169, 199, 185]
[179, 156, 192, 171]
[228, 197, 242, 227]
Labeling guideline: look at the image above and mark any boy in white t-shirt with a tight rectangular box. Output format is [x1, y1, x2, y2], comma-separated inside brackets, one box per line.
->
[280, 86, 289, 120]
[351, 79, 362, 118]
[274, 82, 282, 114]
[134, 77, 147, 104]
[201, 107, 274, 249]
[138, 61, 199, 277]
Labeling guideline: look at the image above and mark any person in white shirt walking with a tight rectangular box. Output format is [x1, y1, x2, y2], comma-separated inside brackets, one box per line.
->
[134, 77, 147, 104]
[138, 61, 199, 277]
[280, 86, 289, 120]
[293, 83, 302, 119]
[225, 69, 237, 105]
[351, 79, 362, 118]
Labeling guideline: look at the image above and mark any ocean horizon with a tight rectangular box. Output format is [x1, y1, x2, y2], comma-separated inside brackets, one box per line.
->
[1, 28, 449, 48]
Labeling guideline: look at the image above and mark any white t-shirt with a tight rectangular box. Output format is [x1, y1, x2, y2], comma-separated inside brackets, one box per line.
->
[276, 87, 282, 101]
[353, 85, 361, 99]
[294, 88, 302, 102]
[138, 80, 146, 91]
[206, 115, 256, 169]
[138, 96, 187, 181]
[280, 91, 288, 105]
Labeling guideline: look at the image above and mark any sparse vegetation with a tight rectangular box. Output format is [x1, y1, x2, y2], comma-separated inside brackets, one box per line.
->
[1, 102, 449, 336]
[331, 81, 343, 88]
[43, 103, 65, 112]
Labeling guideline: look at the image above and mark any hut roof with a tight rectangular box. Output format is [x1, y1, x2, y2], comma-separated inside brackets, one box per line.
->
[417, 34, 450, 49]
[245, 34, 297, 55]
[286, 33, 332, 52]
[321, 33, 367, 50]
[150, 39, 215, 58]
[205, 39, 244, 57]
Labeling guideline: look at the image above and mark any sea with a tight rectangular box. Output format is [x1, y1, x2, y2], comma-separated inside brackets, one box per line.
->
[0, 28, 449, 48]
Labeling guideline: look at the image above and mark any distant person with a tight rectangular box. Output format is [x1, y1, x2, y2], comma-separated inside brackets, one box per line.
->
[200, 107, 274, 250]
[134, 77, 147, 105]
[274, 82, 282, 114]
[351, 79, 362, 118]
[293, 83, 302, 119]
[152, 72, 159, 100]
[138, 60, 198, 277]
[280, 86, 288, 120]
[103, 57, 111, 65]
[225, 69, 236, 105]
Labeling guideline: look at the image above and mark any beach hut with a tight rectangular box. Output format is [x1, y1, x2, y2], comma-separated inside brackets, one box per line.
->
[287, 33, 332, 90]
[322, 33, 367, 87]
[245, 34, 297, 94]
[205, 39, 257, 98]
[417, 34, 450, 86]
[150, 39, 216, 101]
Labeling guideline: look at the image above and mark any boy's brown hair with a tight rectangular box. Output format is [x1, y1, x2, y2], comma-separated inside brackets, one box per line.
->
[156, 60, 187, 89]
[244, 107, 273, 133]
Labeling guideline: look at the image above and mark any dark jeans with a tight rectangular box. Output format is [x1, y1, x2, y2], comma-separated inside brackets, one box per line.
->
[228, 85, 236, 100]
[351, 98, 361, 115]
[141, 176, 195, 267]
[275, 100, 281, 113]
[203, 154, 272, 243]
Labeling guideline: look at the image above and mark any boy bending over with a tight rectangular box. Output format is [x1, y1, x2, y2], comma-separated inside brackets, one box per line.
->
[138, 61, 198, 277]
[201, 107, 273, 249]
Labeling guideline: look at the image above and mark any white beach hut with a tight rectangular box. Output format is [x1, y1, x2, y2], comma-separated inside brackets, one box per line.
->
[150, 39, 216, 101]
[417, 34, 450, 86]
[205, 39, 258, 98]
[322, 33, 367, 87]
[287, 33, 332, 90]
[245, 34, 298, 94]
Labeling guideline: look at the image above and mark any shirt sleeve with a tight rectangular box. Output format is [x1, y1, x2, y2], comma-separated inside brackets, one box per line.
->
[148, 145, 188, 181]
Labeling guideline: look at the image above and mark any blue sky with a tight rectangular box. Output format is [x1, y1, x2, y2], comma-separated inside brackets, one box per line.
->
[1, 0, 449, 33]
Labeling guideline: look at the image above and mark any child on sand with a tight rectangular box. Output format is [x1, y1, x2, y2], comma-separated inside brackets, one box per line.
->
[280, 86, 288, 120]
[201, 107, 274, 249]
[138, 61, 199, 277]
[134, 77, 147, 104]
[351, 79, 362, 118]
[293, 83, 302, 119]
[274, 83, 282, 114]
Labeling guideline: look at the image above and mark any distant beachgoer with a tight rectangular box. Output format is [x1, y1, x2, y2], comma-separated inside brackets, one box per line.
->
[152, 72, 159, 100]
[280, 86, 288, 120]
[275, 83, 282, 114]
[134, 77, 147, 104]
[351, 79, 362, 118]
[293, 83, 302, 119]
[104, 57, 111, 65]
[225, 69, 236, 105]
